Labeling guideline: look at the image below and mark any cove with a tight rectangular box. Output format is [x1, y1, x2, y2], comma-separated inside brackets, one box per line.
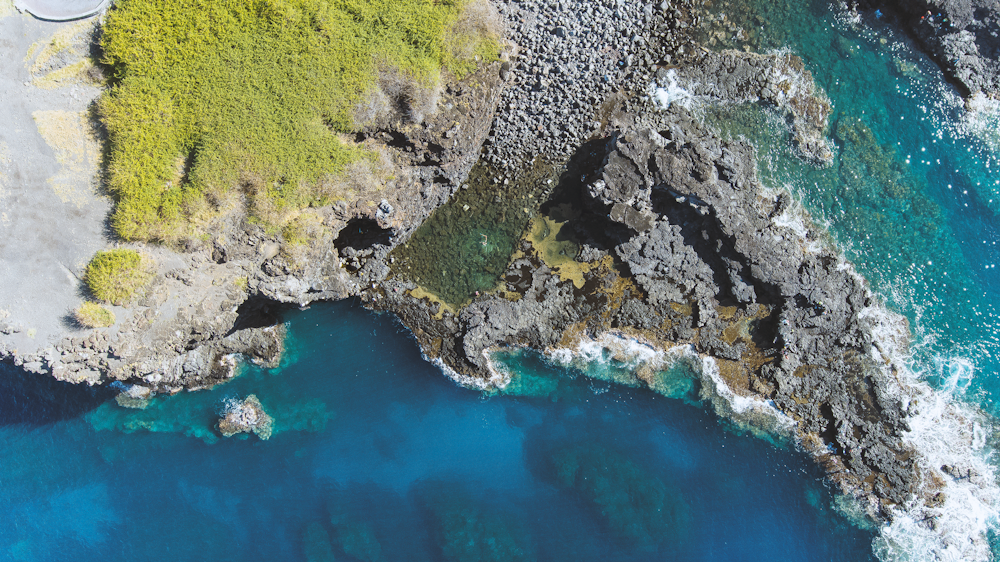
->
[0, 300, 875, 561]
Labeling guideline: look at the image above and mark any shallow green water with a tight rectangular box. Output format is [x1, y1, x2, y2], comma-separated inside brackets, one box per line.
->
[390, 160, 560, 306]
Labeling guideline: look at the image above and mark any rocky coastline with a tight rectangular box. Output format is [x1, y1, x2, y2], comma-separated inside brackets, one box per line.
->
[859, 0, 1000, 97]
[377, 112, 929, 519]
[2, 0, 999, 557]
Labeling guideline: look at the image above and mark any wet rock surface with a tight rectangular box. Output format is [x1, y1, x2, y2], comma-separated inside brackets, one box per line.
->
[599, 121, 917, 508]
[664, 50, 834, 165]
[862, 0, 1000, 96]
[217, 394, 273, 440]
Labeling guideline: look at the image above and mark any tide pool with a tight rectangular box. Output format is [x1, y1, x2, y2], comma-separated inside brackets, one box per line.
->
[0, 301, 875, 561]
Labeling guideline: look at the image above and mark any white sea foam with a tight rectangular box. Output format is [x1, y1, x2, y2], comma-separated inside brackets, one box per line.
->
[846, 296, 1000, 561]
[650, 69, 699, 111]
[961, 92, 1000, 156]
[873, 378, 999, 561]
[769, 189, 827, 255]
[455, 244, 1000, 561]
[533, 318, 1000, 561]
[431, 354, 509, 391]
[541, 331, 795, 439]
[789, 230, 1000, 560]
[472, 259, 1000, 561]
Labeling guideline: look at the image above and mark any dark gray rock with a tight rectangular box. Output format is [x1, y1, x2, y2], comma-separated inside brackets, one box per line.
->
[861, 0, 1000, 96]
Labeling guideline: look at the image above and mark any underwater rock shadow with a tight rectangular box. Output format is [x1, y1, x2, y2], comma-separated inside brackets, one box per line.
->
[521, 428, 691, 554]
[408, 477, 538, 562]
[0, 361, 114, 426]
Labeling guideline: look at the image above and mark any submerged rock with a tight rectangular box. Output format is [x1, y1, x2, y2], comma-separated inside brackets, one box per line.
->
[655, 50, 834, 165]
[329, 514, 386, 562]
[551, 443, 689, 550]
[217, 394, 273, 440]
[302, 522, 335, 562]
[425, 491, 536, 562]
[113, 384, 152, 410]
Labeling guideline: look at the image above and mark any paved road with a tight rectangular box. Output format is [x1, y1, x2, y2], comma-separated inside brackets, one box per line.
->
[14, 0, 109, 21]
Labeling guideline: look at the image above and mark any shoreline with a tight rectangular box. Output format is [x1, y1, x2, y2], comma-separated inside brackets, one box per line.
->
[3, 0, 1000, 559]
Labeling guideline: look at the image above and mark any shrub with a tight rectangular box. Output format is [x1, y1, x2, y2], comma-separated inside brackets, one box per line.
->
[74, 301, 116, 328]
[98, 0, 502, 240]
[84, 249, 152, 305]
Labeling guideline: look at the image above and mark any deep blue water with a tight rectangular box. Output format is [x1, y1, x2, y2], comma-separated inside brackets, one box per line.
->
[0, 302, 876, 561]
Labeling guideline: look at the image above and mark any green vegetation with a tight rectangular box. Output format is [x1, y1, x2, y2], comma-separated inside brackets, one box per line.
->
[281, 212, 325, 246]
[84, 249, 152, 305]
[74, 301, 116, 328]
[99, 0, 501, 241]
[391, 160, 558, 307]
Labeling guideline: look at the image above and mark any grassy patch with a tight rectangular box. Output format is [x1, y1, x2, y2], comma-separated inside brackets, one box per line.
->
[281, 212, 325, 247]
[32, 110, 101, 208]
[99, 0, 501, 241]
[84, 249, 153, 305]
[74, 301, 116, 328]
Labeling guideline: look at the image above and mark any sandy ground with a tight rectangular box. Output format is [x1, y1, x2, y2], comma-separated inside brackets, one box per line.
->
[0, 8, 112, 358]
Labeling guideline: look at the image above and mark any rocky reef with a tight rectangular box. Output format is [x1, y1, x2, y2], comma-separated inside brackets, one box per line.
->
[422, 488, 535, 562]
[860, 0, 1000, 97]
[378, 111, 924, 517]
[217, 394, 273, 440]
[549, 443, 689, 550]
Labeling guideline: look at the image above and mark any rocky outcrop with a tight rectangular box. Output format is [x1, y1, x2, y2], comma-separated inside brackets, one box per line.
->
[6, 2, 986, 554]
[1, 59, 507, 392]
[594, 122, 917, 509]
[662, 50, 834, 165]
[377, 112, 931, 525]
[483, 0, 700, 171]
[860, 0, 1000, 96]
[218, 394, 273, 440]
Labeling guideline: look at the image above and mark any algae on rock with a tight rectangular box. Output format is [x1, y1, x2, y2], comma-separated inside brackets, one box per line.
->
[391, 160, 560, 307]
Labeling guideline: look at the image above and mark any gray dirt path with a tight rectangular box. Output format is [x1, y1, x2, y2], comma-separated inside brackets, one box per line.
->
[0, 10, 112, 359]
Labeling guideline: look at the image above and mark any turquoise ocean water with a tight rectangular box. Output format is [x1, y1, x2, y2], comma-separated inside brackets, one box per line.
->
[3, 1, 1000, 560]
